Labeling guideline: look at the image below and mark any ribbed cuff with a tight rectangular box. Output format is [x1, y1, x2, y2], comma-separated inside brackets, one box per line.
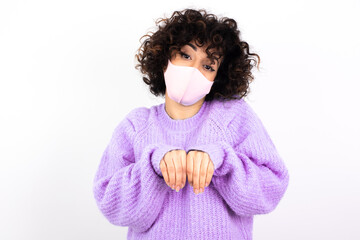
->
[151, 144, 183, 177]
[185, 142, 225, 172]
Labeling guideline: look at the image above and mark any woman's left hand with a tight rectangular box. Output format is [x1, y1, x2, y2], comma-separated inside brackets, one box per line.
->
[186, 150, 214, 194]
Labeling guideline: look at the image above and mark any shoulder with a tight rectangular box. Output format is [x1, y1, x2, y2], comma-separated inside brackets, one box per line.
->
[208, 97, 259, 128]
[208, 97, 266, 144]
[113, 105, 152, 140]
[123, 105, 153, 132]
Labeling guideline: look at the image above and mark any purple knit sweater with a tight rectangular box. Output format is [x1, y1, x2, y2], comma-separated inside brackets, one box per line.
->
[92, 98, 290, 240]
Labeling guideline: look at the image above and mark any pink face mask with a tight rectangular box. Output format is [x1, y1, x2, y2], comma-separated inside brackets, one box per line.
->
[164, 60, 214, 106]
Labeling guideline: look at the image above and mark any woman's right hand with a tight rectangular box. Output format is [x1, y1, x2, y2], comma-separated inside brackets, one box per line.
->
[159, 149, 187, 192]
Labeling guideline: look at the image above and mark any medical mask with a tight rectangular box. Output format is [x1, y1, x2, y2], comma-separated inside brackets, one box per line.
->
[164, 60, 214, 106]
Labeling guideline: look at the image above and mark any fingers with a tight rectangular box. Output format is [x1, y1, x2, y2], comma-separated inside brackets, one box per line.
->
[159, 158, 169, 186]
[205, 159, 214, 188]
[161, 149, 187, 191]
[180, 151, 187, 189]
[192, 151, 202, 194]
[187, 151, 214, 194]
[164, 151, 176, 189]
[199, 153, 210, 193]
[160, 149, 214, 194]
[186, 151, 194, 187]
[172, 151, 184, 191]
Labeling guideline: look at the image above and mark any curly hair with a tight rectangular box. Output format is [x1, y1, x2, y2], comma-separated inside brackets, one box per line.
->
[135, 8, 260, 102]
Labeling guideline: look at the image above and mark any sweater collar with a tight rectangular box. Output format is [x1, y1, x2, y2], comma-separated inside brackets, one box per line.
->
[157, 100, 209, 131]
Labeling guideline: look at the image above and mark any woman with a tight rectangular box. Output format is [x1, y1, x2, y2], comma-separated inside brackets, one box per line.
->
[93, 8, 290, 240]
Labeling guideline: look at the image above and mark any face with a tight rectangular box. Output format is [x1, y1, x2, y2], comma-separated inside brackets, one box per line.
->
[167, 40, 222, 82]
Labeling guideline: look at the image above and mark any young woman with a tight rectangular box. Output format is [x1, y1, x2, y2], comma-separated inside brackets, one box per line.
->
[93, 8, 290, 240]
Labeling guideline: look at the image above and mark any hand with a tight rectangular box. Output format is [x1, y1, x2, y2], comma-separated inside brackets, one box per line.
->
[187, 150, 214, 194]
[159, 149, 187, 192]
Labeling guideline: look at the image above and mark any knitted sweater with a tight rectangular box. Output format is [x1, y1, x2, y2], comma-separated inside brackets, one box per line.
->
[92, 98, 290, 240]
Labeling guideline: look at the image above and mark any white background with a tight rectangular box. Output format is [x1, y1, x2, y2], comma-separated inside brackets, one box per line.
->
[1, 0, 359, 239]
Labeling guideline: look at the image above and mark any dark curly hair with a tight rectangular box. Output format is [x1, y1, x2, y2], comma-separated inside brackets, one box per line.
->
[135, 8, 261, 102]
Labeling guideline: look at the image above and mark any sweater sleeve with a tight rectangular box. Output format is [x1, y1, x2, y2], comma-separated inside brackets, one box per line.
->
[186, 107, 290, 217]
[92, 116, 180, 232]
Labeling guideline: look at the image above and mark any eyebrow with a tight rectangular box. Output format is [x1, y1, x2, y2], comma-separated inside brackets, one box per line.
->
[186, 43, 197, 51]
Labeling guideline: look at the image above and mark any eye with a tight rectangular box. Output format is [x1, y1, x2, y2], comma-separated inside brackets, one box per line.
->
[204, 65, 215, 72]
[180, 52, 190, 60]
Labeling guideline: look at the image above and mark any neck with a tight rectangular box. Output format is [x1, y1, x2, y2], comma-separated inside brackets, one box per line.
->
[164, 91, 205, 120]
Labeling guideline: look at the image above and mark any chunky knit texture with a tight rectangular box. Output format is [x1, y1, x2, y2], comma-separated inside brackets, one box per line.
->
[92, 98, 290, 240]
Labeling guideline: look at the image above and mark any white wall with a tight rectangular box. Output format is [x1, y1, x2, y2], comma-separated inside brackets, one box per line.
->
[1, 0, 359, 239]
